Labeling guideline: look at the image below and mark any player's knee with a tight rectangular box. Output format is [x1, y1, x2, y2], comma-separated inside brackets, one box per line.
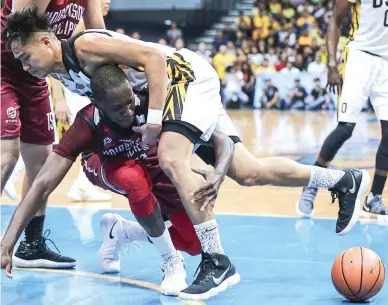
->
[335, 122, 356, 141]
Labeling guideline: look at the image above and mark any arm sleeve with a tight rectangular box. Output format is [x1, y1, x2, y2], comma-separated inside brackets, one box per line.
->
[54, 116, 96, 161]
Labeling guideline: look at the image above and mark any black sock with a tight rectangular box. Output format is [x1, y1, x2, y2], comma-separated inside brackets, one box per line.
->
[314, 160, 327, 168]
[25, 215, 45, 243]
[371, 174, 387, 196]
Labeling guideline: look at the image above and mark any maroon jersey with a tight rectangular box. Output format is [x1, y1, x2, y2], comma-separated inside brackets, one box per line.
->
[54, 96, 157, 163]
[1, 0, 87, 81]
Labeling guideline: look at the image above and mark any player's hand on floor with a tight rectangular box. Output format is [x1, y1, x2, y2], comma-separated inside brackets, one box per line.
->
[326, 66, 342, 95]
[191, 168, 224, 211]
[133, 123, 162, 146]
[0, 243, 13, 278]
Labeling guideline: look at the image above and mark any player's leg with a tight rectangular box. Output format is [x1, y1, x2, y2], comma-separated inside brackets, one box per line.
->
[87, 155, 186, 295]
[364, 59, 388, 215]
[1, 81, 21, 194]
[296, 48, 374, 217]
[12, 86, 76, 269]
[158, 51, 239, 300]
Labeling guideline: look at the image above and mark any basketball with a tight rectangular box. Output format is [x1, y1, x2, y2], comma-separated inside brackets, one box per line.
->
[331, 247, 386, 302]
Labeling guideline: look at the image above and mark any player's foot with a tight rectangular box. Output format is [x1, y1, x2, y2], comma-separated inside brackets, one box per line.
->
[67, 184, 112, 202]
[330, 169, 370, 235]
[12, 230, 76, 268]
[178, 252, 240, 301]
[363, 193, 388, 215]
[160, 251, 187, 296]
[98, 213, 127, 273]
[296, 187, 318, 218]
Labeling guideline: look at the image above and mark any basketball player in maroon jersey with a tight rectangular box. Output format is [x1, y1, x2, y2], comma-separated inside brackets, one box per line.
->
[0, 64, 237, 297]
[0, 0, 105, 268]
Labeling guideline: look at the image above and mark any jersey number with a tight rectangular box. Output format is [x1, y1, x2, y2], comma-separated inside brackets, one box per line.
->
[373, 0, 388, 26]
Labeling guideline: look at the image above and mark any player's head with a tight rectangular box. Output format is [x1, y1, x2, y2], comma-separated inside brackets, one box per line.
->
[4, 6, 58, 79]
[101, 0, 111, 16]
[91, 65, 136, 129]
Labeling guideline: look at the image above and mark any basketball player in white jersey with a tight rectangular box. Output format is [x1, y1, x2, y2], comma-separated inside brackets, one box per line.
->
[4, 5, 371, 299]
[298, 0, 388, 217]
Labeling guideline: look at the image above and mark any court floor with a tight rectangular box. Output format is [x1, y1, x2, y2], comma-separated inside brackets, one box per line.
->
[1, 110, 387, 304]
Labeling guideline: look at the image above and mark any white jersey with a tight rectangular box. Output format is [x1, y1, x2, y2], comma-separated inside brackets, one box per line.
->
[346, 0, 388, 59]
[54, 29, 178, 96]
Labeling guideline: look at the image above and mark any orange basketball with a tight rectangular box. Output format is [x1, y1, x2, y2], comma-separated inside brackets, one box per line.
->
[331, 247, 385, 302]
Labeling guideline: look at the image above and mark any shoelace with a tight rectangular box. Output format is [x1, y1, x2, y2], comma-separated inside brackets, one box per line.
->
[42, 230, 61, 255]
[192, 253, 217, 285]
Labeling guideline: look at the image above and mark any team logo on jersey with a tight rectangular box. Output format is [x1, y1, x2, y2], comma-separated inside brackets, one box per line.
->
[6, 107, 16, 119]
[76, 83, 85, 90]
[104, 137, 112, 146]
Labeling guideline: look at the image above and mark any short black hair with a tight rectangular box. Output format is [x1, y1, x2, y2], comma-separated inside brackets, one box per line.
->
[91, 64, 133, 103]
[4, 5, 52, 50]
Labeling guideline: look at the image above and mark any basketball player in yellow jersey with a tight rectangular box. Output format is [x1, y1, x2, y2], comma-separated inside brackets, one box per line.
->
[298, 0, 388, 217]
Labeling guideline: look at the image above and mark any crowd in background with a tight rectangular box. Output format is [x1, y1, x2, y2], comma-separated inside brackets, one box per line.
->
[120, 0, 372, 111]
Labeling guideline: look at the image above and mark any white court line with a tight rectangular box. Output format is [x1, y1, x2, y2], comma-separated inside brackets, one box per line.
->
[232, 257, 332, 264]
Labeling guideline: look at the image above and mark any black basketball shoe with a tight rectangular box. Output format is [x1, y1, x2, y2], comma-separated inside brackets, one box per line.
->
[13, 230, 76, 269]
[178, 252, 240, 301]
[329, 169, 370, 235]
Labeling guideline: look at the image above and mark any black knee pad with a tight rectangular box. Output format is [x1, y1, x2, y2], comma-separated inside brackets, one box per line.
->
[335, 122, 356, 139]
[376, 120, 388, 171]
[319, 122, 355, 162]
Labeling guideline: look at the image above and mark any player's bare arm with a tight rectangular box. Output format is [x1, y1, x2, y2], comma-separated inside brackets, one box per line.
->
[326, 0, 352, 94]
[0, 153, 73, 276]
[75, 34, 167, 111]
[192, 131, 235, 211]
[82, 0, 105, 30]
[49, 76, 70, 124]
[12, 0, 50, 13]
[75, 34, 167, 144]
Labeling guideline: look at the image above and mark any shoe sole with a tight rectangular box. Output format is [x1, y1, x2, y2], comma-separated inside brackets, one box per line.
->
[13, 256, 76, 269]
[98, 213, 123, 273]
[337, 170, 370, 236]
[178, 272, 241, 301]
[161, 282, 188, 296]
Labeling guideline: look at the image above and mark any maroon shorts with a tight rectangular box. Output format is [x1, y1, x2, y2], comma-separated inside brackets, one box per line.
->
[0, 65, 55, 145]
[82, 154, 185, 216]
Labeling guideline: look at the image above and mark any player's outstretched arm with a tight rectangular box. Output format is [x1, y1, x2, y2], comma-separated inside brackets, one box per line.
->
[326, 0, 352, 93]
[192, 130, 235, 211]
[1, 153, 73, 272]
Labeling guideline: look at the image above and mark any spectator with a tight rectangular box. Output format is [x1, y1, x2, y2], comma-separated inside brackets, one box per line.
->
[262, 79, 280, 109]
[307, 53, 327, 73]
[166, 21, 182, 46]
[254, 58, 276, 74]
[235, 10, 252, 33]
[248, 46, 264, 69]
[294, 54, 305, 71]
[265, 47, 278, 67]
[226, 41, 237, 56]
[281, 61, 300, 74]
[286, 78, 308, 109]
[175, 38, 184, 50]
[158, 38, 168, 45]
[306, 78, 332, 110]
[213, 31, 228, 50]
[223, 23, 237, 42]
[274, 51, 288, 71]
[241, 62, 256, 105]
[115, 28, 125, 34]
[298, 30, 313, 47]
[223, 65, 249, 108]
[131, 31, 141, 40]
[196, 42, 212, 63]
[296, 9, 316, 30]
[213, 45, 237, 81]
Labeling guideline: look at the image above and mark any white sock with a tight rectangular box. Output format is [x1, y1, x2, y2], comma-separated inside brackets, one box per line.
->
[308, 166, 345, 189]
[122, 219, 149, 242]
[7, 156, 25, 184]
[148, 227, 177, 258]
[194, 219, 224, 255]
